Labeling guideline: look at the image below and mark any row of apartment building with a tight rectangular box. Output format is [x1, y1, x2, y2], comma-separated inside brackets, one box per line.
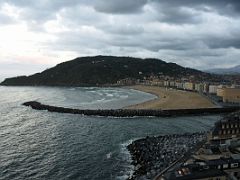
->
[116, 78, 240, 104]
[149, 79, 240, 104]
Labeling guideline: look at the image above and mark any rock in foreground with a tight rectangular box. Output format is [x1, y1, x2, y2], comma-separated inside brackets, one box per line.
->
[127, 133, 206, 179]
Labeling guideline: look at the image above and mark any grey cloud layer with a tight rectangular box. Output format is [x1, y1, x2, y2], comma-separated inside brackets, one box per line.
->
[0, 0, 240, 69]
[93, 0, 147, 14]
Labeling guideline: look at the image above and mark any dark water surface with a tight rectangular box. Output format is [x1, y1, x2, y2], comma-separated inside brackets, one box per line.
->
[0, 86, 220, 180]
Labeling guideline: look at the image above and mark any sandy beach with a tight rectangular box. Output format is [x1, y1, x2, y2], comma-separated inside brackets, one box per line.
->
[126, 85, 216, 110]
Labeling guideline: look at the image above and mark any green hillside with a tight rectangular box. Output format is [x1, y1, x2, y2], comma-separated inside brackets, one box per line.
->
[1, 56, 211, 86]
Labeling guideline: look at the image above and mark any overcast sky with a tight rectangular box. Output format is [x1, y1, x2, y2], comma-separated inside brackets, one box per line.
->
[0, 0, 240, 81]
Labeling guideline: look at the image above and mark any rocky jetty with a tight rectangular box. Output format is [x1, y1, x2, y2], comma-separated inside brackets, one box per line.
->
[22, 101, 171, 117]
[23, 101, 240, 117]
[127, 132, 206, 179]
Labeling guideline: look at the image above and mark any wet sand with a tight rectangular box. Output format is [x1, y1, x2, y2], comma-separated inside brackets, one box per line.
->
[126, 85, 216, 110]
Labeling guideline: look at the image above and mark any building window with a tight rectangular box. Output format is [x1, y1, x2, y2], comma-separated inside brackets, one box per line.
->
[231, 163, 238, 168]
[223, 164, 228, 169]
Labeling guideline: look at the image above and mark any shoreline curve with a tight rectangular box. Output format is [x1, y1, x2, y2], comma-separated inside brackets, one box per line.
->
[124, 85, 216, 110]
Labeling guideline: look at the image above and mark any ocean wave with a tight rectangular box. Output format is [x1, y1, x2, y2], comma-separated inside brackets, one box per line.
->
[96, 98, 106, 102]
[106, 93, 114, 97]
[119, 95, 128, 99]
[88, 90, 97, 93]
[106, 152, 112, 159]
[115, 140, 136, 180]
[83, 87, 96, 90]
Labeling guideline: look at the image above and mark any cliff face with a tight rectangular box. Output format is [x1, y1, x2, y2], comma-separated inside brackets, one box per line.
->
[1, 55, 209, 86]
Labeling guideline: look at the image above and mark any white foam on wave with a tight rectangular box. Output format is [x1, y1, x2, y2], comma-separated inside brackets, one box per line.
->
[119, 95, 128, 99]
[115, 139, 136, 180]
[88, 90, 96, 93]
[101, 88, 119, 92]
[106, 152, 112, 159]
[96, 98, 106, 102]
[106, 93, 114, 97]
[97, 92, 103, 96]
[83, 87, 96, 90]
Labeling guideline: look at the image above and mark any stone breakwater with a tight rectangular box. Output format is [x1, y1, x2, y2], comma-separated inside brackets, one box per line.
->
[127, 132, 206, 180]
[23, 101, 240, 117]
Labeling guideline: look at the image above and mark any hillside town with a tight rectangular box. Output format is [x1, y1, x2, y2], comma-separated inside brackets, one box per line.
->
[117, 75, 240, 105]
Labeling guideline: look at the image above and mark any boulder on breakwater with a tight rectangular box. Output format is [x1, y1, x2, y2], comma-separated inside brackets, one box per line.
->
[23, 101, 171, 117]
[127, 132, 206, 180]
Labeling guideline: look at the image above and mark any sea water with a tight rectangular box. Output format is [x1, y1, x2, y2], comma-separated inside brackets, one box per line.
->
[0, 86, 220, 180]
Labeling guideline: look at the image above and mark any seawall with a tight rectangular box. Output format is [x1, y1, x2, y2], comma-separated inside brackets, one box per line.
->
[23, 101, 240, 117]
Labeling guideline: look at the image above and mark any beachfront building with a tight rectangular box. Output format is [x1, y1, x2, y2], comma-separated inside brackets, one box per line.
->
[192, 112, 240, 166]
[209, 85, 218, 94]
[184, 82, 195, 91]
[150, 79, 164, 86]
[117, 78, 136, 86]
[221, 87, 240, 104]
[169, 81, 176, 88]
[195, 83, 204, 93]
[176, 82, 184, 89]
[208, 113, 240, 144]
[203, 83, 209, 93]
[164, 80, 170, 87]
[142, 79, 151, 85]
[217, 86, 225, 97]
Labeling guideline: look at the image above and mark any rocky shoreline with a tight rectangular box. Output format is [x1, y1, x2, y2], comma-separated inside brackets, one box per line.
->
[126, 132, 207, 180]
[23, 101, 240, 117]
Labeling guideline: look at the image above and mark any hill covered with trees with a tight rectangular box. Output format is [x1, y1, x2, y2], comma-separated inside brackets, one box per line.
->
[1, 56, 213, 86]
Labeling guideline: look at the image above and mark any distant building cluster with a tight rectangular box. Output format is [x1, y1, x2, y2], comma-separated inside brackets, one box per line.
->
[116, 76, 240, 104]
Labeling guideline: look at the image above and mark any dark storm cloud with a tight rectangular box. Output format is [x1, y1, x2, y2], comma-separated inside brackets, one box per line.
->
[152, 0, 240, 12]
[93, 0, 147, 14]
[157, 7, 202, 24]
[0, 0, 240, 70]
[207, 39, 240, 49]
[104, 24, 144, 35]
[150, 0, 240, 24]
[0, 0, 93, 24]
